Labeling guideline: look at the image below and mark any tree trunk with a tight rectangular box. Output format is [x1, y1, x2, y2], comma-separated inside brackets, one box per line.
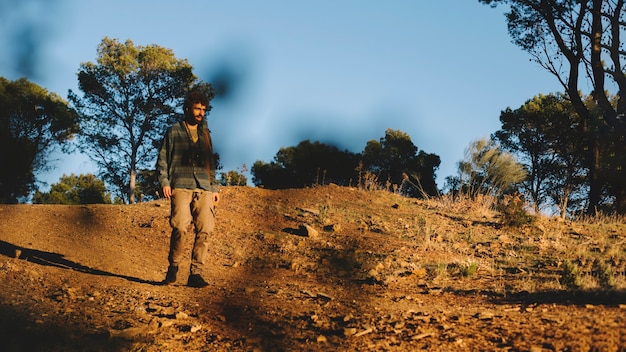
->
[129, 167, 136, 204]
[587, 140, 601, 214]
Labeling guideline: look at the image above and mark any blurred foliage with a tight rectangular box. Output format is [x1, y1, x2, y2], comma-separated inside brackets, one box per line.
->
[134, 169, 161, 202]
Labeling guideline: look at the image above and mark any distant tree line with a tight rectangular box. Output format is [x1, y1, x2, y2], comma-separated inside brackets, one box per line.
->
[251, 129, 441, 199]
[33, 174, 113, 204]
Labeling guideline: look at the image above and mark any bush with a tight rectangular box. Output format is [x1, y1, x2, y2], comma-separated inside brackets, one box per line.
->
[497, 193, 534, 227]
[560, 260, 581, 289]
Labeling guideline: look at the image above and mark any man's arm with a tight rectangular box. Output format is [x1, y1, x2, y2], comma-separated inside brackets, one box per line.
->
[156, 128, 172, 199]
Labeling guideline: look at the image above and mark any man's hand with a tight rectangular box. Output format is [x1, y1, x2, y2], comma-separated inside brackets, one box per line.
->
[162, 186, 172, 199]
[212, 192, 220, 206]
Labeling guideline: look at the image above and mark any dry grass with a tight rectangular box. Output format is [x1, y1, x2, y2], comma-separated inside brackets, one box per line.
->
[348, 189, 626, 293]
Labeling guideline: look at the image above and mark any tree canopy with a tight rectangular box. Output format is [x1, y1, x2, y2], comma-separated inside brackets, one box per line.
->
[0, 77, 78, 203]
[456, 137, 527, 199]
[33, 173, 112, 204]
[493, 93, 587, 216]
[252, 140, 361, 189]
[69, 37, 212, 203]
[362, 129, 440, 198]
[251, 129, 440, 199]
[479, 0, 626, 213]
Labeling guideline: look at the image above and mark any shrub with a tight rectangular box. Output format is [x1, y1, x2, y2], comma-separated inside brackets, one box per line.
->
[498, 193, 534, 227]
[560, 260, 581, 289]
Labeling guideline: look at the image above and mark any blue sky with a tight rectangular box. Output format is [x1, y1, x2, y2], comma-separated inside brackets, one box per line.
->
[1, 0, 566, 190]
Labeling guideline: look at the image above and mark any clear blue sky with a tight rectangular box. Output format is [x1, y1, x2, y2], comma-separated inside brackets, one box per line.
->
[1, 0, 565, 190]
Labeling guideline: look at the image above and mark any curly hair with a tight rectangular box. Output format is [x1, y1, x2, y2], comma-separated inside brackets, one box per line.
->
[183, 84, 215, 112]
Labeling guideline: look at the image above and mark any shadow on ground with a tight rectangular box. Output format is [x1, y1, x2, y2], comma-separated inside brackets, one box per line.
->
[0, 240, 160, 285]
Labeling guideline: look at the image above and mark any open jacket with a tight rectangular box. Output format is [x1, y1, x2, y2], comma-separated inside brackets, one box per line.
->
[156, 119, 218, 193]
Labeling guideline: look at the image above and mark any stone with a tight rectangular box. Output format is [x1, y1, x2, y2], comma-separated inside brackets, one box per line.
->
[344, 327, 357, 336]
[299, 224, 319, 238]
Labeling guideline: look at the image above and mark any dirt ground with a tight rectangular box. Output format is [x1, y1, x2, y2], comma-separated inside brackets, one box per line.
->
[0, 185, 625, 351]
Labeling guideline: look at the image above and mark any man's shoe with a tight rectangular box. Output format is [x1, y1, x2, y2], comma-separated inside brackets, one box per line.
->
[187, 274, 209, 288]
[162, 266, 178, 285]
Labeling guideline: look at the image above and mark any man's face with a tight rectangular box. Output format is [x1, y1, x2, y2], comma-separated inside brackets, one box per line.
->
[185, 103, 207, 125]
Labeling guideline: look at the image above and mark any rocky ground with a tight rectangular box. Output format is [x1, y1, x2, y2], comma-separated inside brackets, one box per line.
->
[0, 185, 625, 351]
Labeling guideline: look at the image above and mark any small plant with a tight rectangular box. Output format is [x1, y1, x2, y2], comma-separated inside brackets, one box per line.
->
[318, 204, 330, 225]
[497, 193, 534, 227]
[355, 162, 382, 191]
[560, 260, 581, 289]
[461, 229, 473, 242]
[459, 261, 479, 277]
[595, 261, 615, 289]
[435, 262, 448, 281]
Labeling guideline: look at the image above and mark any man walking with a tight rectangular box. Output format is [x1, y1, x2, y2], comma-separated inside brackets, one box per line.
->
[157, 87, 219, 288]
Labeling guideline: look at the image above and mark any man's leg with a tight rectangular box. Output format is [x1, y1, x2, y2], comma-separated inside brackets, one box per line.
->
[164, 189, 193, 283]
[187, 190, 215, 287]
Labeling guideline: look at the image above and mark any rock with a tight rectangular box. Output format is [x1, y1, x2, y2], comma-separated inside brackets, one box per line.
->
[412, 332, 434, 340]
[344, 327, 357, 336]
[296, 207, 320, 216]
[299, 224, 319, 238]
[412, 268, 427, 279]
[475, 311, 495, 320]
[323, 223, 342, 232]
[175, 312, 189, 320]
[108, 319, 158, 339]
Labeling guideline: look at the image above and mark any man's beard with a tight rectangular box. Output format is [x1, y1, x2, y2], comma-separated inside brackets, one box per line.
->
[185, 116, 201, 125]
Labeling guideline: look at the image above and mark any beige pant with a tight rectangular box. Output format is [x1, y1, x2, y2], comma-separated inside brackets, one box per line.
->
[168, 188, 215, 275]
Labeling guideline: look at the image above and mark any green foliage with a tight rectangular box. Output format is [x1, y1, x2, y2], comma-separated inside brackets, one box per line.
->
[220, 170, 248, 186]
[252, 140, 360, 189]
[457, 137, 527, 199]
[33, 174, 112, 204]
[596, 262, 615, 289]
[251, 130, 440, 197]
[459, 261, 478, 277]
[494, 93, 588, 217]
[0, 77, 79, 203]
[69, 37, 211, 203]
[362, 129, 440, 198]
[560, 260, 581, 289]
[479, 0, 626, 214]
[134, 169, 161, 201]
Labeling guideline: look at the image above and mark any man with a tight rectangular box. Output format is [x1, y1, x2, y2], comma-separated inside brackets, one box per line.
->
[156, 88, 219, 288]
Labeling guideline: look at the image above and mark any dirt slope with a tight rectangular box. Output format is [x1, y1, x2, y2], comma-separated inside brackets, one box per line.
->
[0, 185, 625, 351]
